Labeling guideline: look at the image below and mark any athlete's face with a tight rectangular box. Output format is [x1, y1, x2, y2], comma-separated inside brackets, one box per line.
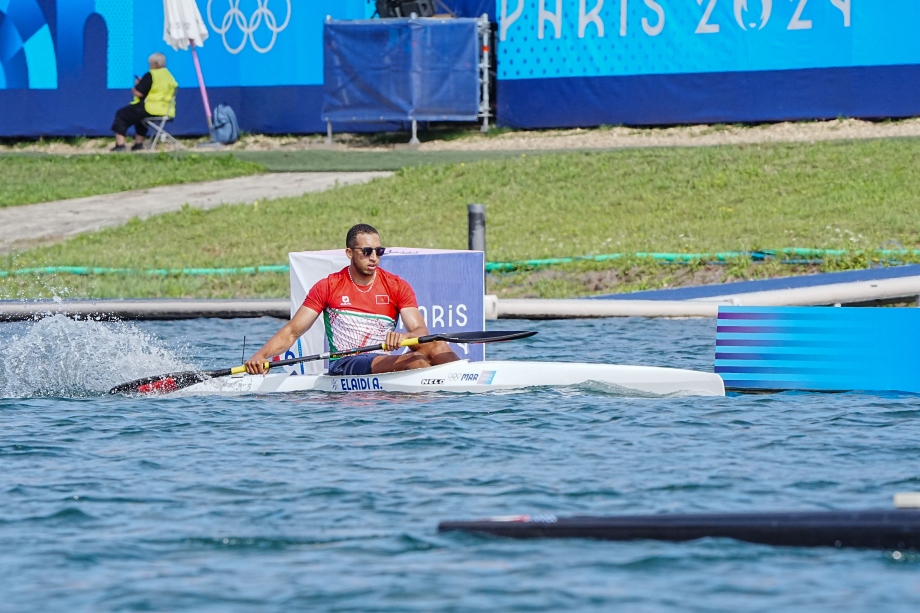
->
[347, 232, 382, 277]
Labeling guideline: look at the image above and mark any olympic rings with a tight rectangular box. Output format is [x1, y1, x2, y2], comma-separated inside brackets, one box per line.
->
[207, 0, 292, 54]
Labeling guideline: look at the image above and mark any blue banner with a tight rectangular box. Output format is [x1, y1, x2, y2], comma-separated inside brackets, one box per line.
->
[715, 306, 920, 393]
[385, 252, 486, 362]
[0, 0, 483, 92]
[3, 0, 917, 135]
[0, 0, 376, 135]
[495, 0, 920, 128]
[497, 0, 919, 80]
[0, 0, 484, 136]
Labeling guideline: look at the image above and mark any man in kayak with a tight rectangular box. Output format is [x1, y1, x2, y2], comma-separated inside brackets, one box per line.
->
[245, 224, 460, 376]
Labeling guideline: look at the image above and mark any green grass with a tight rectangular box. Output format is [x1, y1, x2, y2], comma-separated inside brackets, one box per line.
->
[0, 272, 288, 300]
[487, 252, 920, 298]
[5, 138, 920, 299]
[0, 153, 264, 207]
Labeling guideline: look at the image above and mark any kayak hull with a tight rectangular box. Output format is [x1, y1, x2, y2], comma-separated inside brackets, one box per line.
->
[181, 360, 725, 397]
[438, 509, 920, 550]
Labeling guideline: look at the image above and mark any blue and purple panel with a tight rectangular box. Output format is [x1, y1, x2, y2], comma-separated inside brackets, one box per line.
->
[715, 306, 920, 393]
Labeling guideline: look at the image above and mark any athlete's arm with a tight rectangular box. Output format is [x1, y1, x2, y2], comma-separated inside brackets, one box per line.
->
[133, 72, 152, 99]
[384, 307, 429, 352]
[244, 305, 320, 374]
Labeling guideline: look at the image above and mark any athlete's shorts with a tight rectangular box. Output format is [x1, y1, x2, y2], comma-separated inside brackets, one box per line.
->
[328, 354, 378, 376]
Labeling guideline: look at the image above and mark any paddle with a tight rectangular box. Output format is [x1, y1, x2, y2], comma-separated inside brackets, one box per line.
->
[108, 330, 537, 395]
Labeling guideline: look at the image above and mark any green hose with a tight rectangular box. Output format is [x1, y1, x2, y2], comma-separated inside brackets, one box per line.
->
[485, 248, 920, 272]
[2, 249, 919, 278]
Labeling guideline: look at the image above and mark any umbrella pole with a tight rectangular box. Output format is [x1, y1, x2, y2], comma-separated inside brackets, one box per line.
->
[189, 40, 213, 133]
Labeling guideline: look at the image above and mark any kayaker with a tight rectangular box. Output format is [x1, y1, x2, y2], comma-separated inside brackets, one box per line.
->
[244, 224, 460, 376]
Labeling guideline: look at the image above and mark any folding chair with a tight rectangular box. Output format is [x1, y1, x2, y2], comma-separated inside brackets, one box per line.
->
[143, 92, 184, 151]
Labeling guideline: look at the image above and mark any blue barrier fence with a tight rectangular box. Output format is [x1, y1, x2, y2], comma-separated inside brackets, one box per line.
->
[323, 18, 481, 124]
[1, 1, 918, 136]
[715, 306, 920, 393]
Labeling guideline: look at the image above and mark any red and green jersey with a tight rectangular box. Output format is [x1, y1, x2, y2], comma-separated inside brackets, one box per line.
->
[302, 267, 418, 353]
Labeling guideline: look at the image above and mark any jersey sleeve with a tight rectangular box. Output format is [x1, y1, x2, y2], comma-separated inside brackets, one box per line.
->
[302, 278, 330, 313]
[135, 72, 152, 98]
[394, 276, 418, 310]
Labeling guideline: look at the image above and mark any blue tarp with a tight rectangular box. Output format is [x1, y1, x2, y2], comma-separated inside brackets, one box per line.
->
[323, 18, 480, 124]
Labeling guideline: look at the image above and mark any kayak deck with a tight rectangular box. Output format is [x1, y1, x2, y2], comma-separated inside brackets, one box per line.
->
[438, 509, 920, 550]
[180, 360, 725, 397]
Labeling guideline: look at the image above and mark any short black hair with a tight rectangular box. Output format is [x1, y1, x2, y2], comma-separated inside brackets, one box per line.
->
[346, 223, 379, 248]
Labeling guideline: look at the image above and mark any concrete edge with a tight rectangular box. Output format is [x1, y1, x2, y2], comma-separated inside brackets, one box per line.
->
[0, 299, 291, 322]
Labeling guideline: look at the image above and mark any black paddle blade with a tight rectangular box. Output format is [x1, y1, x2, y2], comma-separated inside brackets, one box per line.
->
[422, 330, 537, 344]
[108, 369, 225, 395]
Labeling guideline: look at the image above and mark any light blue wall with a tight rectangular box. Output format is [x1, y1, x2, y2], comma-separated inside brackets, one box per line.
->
[498, 0, 920, 80]
[133, 1, 367, 90]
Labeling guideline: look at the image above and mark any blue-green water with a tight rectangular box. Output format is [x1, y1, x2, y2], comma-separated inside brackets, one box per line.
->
[2, 316, 919, 611]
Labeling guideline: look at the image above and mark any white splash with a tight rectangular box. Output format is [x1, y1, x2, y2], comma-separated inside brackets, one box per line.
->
[0, 315, 192, 398]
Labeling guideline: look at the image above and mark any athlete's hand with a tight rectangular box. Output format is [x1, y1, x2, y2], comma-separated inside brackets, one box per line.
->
[384, 331, 413, 352]
[244, 352, 270, 375]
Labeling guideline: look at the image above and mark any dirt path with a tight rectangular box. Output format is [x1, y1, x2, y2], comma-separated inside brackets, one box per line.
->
[5, 118, 920, 155]
[417, 118, 920, 152]
[0, 172, 391, 253]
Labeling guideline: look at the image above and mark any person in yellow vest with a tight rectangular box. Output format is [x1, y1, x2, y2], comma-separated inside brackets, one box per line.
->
[110, 52, 178, 152]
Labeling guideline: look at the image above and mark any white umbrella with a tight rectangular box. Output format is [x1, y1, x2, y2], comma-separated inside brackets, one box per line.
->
[163, 0, 213, 128]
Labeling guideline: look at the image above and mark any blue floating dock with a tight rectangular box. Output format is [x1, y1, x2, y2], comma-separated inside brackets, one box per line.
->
[715, 306, 920, 393]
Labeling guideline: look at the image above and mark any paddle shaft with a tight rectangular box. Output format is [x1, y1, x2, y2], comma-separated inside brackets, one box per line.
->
[232, 331, 537, 375]
[109, 330, 537, 395]
[227, 336, 425, 376]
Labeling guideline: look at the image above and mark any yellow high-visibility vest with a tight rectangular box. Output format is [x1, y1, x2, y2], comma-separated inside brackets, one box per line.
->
[132, 68, 178, 118]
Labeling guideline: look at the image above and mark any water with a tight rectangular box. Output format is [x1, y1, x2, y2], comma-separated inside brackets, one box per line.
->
[1, 316, 919, 611]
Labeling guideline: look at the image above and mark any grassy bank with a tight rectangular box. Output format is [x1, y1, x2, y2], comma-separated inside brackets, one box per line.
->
[5, 252, 917, 300]
[488, 252, 920, 298]
[0, 153, 264, 207]
[4, 138, 920, 298]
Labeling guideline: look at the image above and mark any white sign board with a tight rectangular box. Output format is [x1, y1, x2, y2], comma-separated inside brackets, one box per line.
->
[284, 248, 485, 374]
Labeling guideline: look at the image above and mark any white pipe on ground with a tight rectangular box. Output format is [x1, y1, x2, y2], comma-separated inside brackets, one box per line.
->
[0, 299, 291, 321]
[694, 275, 920, 306]
[496, 299, 719, 319]
[490, 275, 920, 319]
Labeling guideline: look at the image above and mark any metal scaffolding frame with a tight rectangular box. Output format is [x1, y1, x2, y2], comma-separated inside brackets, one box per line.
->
[325, 14, 492, 146]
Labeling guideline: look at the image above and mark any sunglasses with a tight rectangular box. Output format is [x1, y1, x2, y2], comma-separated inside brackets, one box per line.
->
[351, 246, 386, 257]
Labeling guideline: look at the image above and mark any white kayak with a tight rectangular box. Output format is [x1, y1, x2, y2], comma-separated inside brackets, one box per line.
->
[180, 360, 725, 397]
